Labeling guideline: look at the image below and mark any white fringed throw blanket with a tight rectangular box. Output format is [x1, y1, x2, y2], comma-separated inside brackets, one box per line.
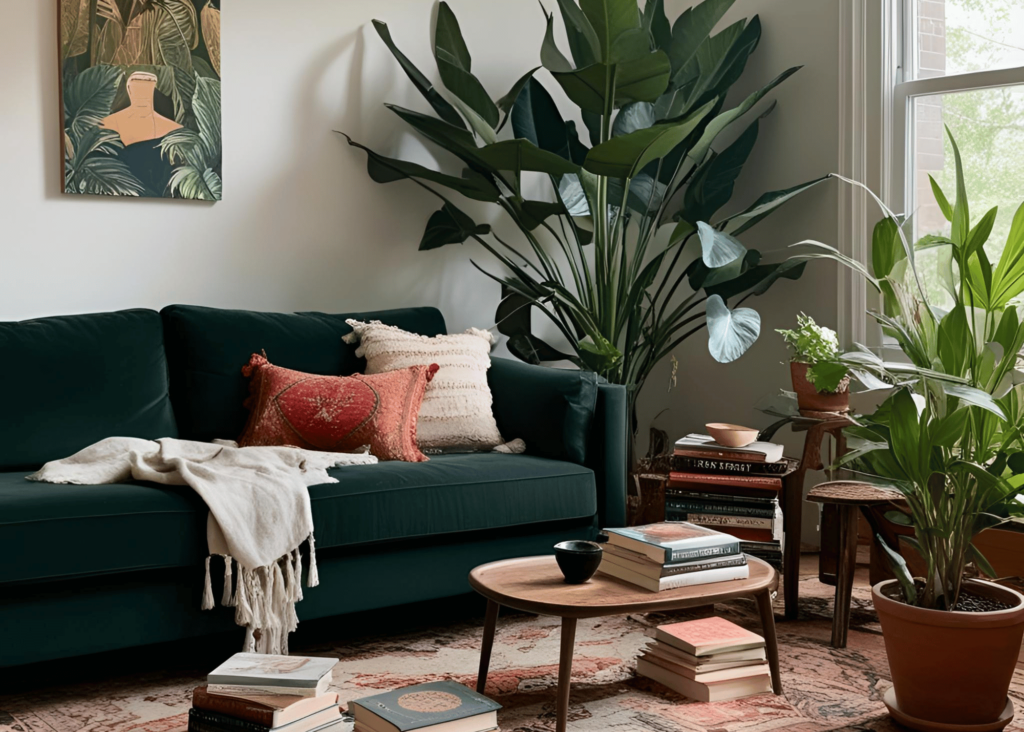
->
[28, 437, 376, 654]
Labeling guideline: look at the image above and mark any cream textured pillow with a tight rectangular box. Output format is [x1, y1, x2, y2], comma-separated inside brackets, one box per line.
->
[343, 320, 506, 453]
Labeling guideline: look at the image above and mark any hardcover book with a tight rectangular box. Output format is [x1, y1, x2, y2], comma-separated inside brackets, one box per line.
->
[600, 551, 747, 580]
[665, 497, 778, 519]
[674, 435, 784, 463]
[207, 654, 338, 698]
[635, 658, 771, 701]
[603, 522, 740, 564]
[666, 481, 779, 500]
[671, 454, 791, 476]
[642, 641, 767, 668]
[639, 649, 771, 683]
[187, 705, 341, 732]
[598, 558, 749, 592]
[348, 680, 501, 732]
[655, 616, 765, 656]
[667, 471, 783, 490]
[192, 686, 340, 728]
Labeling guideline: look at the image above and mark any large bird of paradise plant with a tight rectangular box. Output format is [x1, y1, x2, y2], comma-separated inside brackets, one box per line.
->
[343, 0, 829, 448]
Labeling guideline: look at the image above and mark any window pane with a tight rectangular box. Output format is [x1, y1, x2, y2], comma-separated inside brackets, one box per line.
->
[912, 86, 1024, 307]
[916, 0, 1024, 79]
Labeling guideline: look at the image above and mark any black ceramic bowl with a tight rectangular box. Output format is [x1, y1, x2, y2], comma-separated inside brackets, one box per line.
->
[554, 540, 603, 584]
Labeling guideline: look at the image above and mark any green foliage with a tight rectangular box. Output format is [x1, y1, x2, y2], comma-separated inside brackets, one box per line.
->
[345, 0, 827, 444]
[806, 128, 1024, 611]
[776, 313, 849, 392]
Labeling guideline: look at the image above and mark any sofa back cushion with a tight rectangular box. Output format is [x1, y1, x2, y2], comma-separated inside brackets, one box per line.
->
[0, 309, 177, 470]
[161, 305, 447, 442]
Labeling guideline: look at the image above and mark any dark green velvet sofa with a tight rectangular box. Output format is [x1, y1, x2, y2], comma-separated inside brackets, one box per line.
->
[0, 305, 626, 668]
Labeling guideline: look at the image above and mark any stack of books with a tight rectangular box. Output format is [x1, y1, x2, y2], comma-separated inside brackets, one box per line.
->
[349, 680, 501, 732]
[189, 653, 342, 732]
[598, 522, 749, 592]
[667, 434, 787, 568]
[636, 616, 772, 701]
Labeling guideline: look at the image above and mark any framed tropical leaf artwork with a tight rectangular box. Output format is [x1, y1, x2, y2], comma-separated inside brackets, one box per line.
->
[59, 0, 222, 200]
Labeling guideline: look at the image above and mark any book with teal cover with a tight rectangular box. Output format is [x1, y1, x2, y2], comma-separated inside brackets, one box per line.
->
[349, 681, 500, 732]
[604, 522, 740, 563]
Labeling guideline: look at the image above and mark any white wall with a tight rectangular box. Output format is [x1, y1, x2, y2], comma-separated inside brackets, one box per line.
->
[1, 0, 842, 540]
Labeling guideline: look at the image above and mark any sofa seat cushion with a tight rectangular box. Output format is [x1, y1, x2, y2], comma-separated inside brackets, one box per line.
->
[0, 454, 597, 585]
[312, 453, 597, 548]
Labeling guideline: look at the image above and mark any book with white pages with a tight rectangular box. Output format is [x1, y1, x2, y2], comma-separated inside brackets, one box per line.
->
[598, 557, 749, 592]
[642, 642, 767, 670]
[674, 434, 784, 463]
[635, 658, 772, 702]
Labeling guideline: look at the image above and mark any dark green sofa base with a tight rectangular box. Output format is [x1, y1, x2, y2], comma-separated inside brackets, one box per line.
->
[0, 518, 596, 668]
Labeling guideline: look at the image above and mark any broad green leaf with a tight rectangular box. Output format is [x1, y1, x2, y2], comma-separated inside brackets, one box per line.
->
[948, 125, 970, 246]
[937, 304, 969, 377]
[511, 78, 587, 163]
[580, 0, 641, 62]
[192, 76, 221, 163]
[808, 362, 850, 393]
[721, 175, 830, 236]
[964, 205, 998, 261]
[510, 198, 566, 230]
[688, 65, 800, 164]
[167, 164, 219, 200]
[942, 382, 1006, 420]
[681, 112, 762, 224]
[668, 0, 734, 77]
[373, 20, 466, 129]
[930, 407, 970, 447]
[541, 9, 575, 73]
[340, 133, 499, 202]
[386, 104, 486, 172]
[556, 0, 602, 67]
[583, 99, 714, 178]
[64, 65, 124, 137]
[578, 333, 624, 372]
[697, 221, 744, 267]
[642, 0, 672, 52]
[610, 28, 654, 64]
[879, 535, 918, 605]
[552, 51, 671, 113]
[989, 201, 1024, 307]
[475, 139, 580, 175]
[496, 67, 540, 132]
[434, 2, 499, 127]
[706, 294, 760, 363]
[968, 543, 998, 578]
[929, 174, 953, 222]
[871, 217, 906, 279]
[704, 258, 806, 300]
[508, 333, 575, 365]
[448, 95, 498, 145]
[613, 101, 656, 137]
[420, 202, 491, 250]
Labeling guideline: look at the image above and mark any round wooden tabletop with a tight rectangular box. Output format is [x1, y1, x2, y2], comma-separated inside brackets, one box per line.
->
[468, 554, 778, 619]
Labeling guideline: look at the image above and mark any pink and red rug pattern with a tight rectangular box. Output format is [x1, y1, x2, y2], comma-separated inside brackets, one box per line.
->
[2, 572, 1023, 732]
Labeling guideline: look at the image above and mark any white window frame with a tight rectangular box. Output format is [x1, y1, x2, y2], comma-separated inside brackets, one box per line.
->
[889, 2, 1024, 217]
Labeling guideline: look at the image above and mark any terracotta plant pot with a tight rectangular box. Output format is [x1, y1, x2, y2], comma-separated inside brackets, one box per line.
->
[789, 361, 849, 413]
[872, 579, 1024, 727]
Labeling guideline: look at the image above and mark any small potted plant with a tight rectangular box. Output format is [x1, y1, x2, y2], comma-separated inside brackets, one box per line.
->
[776, 313, 850, 413]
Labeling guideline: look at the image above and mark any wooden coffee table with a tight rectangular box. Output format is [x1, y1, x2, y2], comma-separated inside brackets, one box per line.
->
[469, 555, 781, 732]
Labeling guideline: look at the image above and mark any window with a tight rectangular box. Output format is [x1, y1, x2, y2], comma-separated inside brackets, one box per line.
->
[892, 0, 1024, 307]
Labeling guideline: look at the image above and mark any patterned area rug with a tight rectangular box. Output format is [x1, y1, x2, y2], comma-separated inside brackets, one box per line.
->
[2, 567, 1023, 732]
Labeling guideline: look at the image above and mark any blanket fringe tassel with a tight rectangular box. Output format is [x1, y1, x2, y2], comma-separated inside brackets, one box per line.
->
[203, 533, 320, 655]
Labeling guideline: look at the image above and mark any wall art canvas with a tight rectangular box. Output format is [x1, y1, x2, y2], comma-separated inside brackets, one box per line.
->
[60, 0, 222, 200]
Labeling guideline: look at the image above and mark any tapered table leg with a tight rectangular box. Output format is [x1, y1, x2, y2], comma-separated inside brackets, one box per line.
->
[783, 468, 806, 620]
[832, 505, 859, 648]
[476, 600, 500, 694]
[555, 617, 578, 732]
[756, 590, 783, 695]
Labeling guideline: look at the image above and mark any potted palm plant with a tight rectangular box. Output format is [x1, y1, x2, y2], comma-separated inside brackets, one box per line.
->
[796, 129, 1024, 730]
[343, 0, 829, 461]
[776, 313, 850, 413]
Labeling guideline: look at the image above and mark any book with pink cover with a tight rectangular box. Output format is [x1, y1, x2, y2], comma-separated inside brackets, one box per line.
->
[655, 616, 765, 656]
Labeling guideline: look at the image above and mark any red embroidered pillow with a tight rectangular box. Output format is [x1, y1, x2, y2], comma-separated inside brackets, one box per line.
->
[238, 354, 439, 462]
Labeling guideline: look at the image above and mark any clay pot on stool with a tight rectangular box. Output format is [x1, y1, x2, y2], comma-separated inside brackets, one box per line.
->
[873, 578, 1024, 731]
[790, 361, 850, 413]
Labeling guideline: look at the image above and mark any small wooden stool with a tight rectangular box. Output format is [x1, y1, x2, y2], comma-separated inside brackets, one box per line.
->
[807, 480, 906, 648]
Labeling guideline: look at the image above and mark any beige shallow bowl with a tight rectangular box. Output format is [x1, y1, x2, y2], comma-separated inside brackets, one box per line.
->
[706, 423, 759, 448]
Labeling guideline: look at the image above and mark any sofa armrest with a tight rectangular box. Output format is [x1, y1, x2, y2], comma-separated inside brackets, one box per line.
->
[487, 357, 627, 529]
[588, 383, 628, 529]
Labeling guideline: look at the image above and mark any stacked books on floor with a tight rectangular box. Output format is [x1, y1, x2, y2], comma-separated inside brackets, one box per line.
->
[350, 680, 501, 732]
[636, 616, 772, 701]
[667, 434, 787, 569]
[599, 521, 749, 592]
[190, 653, 342, 732]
